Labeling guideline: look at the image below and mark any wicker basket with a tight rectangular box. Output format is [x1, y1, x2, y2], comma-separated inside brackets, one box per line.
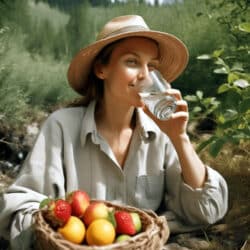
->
[33, 200, 169, 250]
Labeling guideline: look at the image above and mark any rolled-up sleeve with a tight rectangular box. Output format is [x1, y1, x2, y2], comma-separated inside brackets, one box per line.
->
[164, 141, 228, 226]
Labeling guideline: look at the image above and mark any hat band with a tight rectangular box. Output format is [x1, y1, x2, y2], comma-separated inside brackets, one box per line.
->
[99, 25, 150, 40]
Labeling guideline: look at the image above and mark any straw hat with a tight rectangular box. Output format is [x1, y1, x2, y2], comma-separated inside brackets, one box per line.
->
[67, 15, 189, 95]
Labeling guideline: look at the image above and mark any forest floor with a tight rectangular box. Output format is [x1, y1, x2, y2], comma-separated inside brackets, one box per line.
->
[0, 123, 249, 250]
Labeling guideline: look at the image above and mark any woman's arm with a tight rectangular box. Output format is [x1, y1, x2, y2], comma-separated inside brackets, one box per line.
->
[143, 89, 206, 188]
[0, 114, 65, 249]
[170, 133, 206, 188]
[143, 88, 228, 225]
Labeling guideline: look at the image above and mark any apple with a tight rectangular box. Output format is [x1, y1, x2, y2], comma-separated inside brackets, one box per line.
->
[130, 212, 142, 233]
[66, 190, 90, 218]
[115, 234, 132, 242]
[83, 201, 109, 226]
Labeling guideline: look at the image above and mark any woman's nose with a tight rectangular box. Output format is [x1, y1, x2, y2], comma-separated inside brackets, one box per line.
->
[138, 66, 150, 80]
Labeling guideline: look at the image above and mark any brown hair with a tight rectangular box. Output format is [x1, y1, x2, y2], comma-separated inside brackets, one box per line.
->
[68, 40, 121, 107]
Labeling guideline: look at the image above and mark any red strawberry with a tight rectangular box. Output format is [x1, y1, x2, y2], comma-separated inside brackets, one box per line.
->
[114, 210, 136, 236]
[41, 198, 72, 228]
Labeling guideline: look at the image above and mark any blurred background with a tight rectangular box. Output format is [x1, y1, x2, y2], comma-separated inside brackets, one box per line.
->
[0, 1, 249, 249]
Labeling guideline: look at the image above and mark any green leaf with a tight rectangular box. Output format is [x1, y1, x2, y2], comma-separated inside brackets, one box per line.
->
[197, 54, 212, 60]
[196, 90, 203, 99]
[184, 95, 197, 102]
[217, 83, 231, 93]
[228, 73, 239, 84]
[214, 67, 229, 74]
[239, 98, 250, 113]
[209, 137, 226, 157]
[232, 133, 250, 140]
[233, 79, 249, 88]
[107, 209, 116, 228]
[197, 136, 217, 153]
[239, 22, 250, 33]
[39, 198, 52, 209]
[215, 57, 226, 66]
[231, 63, 244, 72]
[212, 49, 224, 58]
[193, 106, 202, 113]
[224, 109, 238, 121]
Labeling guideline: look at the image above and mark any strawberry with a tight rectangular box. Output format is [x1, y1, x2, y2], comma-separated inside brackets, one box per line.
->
[41, 198, 72, 228]
[114, 210, 136, 236]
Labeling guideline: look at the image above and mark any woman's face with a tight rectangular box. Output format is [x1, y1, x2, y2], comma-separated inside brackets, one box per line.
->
[97, 37, 159, 107]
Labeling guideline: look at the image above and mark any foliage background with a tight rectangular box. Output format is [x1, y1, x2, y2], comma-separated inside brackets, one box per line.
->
[1, 0, 249, 157]
[0, 1, 249, 249]
[0, 0, 231, 121]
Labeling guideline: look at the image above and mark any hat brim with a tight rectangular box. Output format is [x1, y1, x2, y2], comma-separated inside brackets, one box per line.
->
[67, 30, 189, 95]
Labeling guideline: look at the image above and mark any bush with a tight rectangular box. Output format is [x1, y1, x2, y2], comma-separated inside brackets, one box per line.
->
[187, 0, 250, 157]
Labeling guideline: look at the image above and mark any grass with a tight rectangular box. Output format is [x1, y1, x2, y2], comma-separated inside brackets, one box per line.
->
[198, 141, 250, 249]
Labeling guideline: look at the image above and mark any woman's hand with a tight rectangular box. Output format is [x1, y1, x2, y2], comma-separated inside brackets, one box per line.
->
[142, 88, 189, 141]
[143, 88, 207, 188]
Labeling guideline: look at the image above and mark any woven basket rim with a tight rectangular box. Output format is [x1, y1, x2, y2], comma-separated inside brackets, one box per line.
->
[33, 200, 169, 250]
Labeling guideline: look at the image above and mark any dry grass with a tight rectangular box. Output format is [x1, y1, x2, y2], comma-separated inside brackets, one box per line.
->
[198, 141, 250, 250]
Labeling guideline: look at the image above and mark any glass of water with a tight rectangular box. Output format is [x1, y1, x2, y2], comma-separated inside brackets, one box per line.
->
[138, 70, 177, 120]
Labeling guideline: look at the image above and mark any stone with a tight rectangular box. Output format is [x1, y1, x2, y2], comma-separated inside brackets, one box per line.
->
[163, 243, 191, 250]
[176, 235, 210, 249]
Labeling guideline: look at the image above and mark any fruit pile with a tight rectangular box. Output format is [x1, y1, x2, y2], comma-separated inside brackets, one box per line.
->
[39, 190, 142, 246]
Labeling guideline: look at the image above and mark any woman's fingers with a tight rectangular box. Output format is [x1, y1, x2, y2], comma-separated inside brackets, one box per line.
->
[165, 89, 182, 101]
[175, 99, 188, 112]
[170, 111, 189, 121]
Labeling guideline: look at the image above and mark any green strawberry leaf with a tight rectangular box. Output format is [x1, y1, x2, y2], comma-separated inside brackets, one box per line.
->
[39, 198, 52, 209]
[107, 208, 116, 228]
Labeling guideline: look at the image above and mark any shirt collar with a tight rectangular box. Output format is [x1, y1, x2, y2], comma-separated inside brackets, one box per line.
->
[80, 100, 98, 146]
[80, 101, 161, 146]
[136, 108, 161, 141]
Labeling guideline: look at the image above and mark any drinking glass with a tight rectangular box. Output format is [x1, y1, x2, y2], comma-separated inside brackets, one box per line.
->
[138, 70, 177, 120]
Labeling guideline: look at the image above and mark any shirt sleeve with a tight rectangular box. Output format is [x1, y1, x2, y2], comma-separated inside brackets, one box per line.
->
[0, 114, 66, 248]
[164, 140, 228, 226]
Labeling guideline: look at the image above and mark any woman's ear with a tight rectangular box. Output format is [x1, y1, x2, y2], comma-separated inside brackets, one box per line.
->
[94, 62, 105, 80]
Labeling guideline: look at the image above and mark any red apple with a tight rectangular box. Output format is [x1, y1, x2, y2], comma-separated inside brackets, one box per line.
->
[66, 190, 90, 218]
[83, 201, 109, 226]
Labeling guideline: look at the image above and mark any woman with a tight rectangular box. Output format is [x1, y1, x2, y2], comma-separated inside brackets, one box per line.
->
[0, 15, 228, 249]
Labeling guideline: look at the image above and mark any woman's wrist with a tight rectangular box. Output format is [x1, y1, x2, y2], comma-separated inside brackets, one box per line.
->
[168, 132, 190, 146]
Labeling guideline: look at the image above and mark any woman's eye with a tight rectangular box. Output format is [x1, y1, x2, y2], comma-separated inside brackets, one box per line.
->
[126, 58, 138, 66]
[148, 64, 156, 71]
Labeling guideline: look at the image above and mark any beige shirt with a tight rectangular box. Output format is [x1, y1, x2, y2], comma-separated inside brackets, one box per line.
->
[0, 101, 228, 249]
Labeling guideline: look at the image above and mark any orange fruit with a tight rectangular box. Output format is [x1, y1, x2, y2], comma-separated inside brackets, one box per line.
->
[86, 219, 116, 246]
[57, 216, 85, 244]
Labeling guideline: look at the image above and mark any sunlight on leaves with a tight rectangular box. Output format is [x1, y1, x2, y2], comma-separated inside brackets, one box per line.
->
[238, 22, 250, 33]
[233, 79, 249, 88]
[196, 54, 212, 60]
[214, 67, 229, 74]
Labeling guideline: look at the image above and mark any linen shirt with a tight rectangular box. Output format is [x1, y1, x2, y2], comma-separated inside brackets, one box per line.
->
[0, 101, 228, 249]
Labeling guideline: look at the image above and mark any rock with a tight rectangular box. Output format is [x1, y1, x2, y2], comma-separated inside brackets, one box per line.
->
[175, 235, 210, 250]
[0, 161, 21, 177]
[23, 122, 39, 148]
[0, 173, 13, 193]
[163, 243, 191, 250]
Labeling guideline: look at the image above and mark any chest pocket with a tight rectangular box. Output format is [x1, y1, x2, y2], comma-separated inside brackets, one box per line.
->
[135, 171, 165, 211]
